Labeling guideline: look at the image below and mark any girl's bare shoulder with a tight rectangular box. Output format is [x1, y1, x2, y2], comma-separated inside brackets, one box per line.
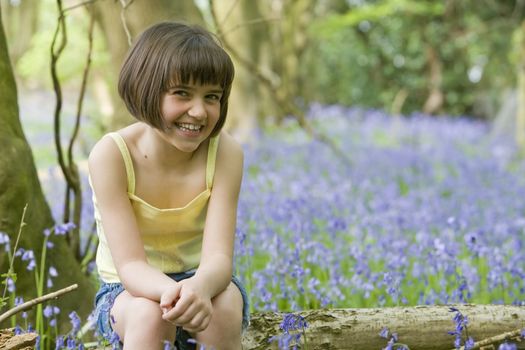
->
[217, 131, 243, 160]
[215, 131, 244, 183]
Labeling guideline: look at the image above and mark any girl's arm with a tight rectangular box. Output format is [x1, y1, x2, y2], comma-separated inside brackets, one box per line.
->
[88, 135, 180, 301]
[195, 131, 244, 296]
[161, 131, 243, 325]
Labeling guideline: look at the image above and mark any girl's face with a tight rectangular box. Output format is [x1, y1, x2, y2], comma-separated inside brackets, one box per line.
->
[158, 81, 223, 153]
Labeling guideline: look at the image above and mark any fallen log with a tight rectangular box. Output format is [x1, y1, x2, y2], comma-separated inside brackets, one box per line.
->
[241, 304, 525, 350]
[0, 328, 37, 350]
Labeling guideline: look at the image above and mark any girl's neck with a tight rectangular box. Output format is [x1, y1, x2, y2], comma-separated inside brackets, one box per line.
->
[141, 125, 199, 168]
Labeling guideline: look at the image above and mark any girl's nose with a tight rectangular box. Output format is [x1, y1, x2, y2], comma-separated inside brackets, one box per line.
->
[188, 99, 206, 119]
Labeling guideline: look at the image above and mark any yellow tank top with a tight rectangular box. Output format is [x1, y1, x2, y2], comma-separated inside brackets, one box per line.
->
[91, 132, 220, 283]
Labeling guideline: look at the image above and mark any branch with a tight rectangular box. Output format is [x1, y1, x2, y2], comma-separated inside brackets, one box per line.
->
[221, 17, 281, 37]
[63, 0, 100, 13]
[218, 0, 240, 27]
[0, 284, 78, 323]
[455, 328, 525, 350]
[119, 0, 134, 46]
[65, 13, 95, 259]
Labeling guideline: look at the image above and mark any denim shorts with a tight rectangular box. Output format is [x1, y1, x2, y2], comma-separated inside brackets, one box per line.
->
[93, 270, 250, 349]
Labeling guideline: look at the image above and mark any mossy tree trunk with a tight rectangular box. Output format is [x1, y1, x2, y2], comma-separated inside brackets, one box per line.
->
[0, 7, 95, 329]
[517, 19, 525, 153]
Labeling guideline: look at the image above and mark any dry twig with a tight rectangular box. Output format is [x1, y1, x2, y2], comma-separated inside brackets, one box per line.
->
[454, 328, 524, 350]
[0, 284, 78, 323]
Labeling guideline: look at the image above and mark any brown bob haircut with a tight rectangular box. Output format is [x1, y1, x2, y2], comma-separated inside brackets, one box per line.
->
[118, 22, 235, 137]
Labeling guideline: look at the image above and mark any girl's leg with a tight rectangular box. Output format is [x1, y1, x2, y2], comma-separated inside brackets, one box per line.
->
[111, 290, 178, 350]
[194, 282, 244, 350]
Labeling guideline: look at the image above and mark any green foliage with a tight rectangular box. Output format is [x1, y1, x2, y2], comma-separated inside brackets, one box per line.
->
[15, 0, 109, 88]
[303, 0, 521, 118]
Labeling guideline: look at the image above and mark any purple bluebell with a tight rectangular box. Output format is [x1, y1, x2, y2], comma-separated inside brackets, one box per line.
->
[0, 232, 10, 252]
[43, 305, 53, 318]
[68, 311, 81, 335]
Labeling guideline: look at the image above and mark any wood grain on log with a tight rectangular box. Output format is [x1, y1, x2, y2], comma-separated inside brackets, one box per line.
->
[0, 328, 37, 350]
[242, 305, 525, 350]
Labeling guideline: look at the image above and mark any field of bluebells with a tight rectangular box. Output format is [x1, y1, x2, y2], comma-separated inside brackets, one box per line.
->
[28, 104, 525, 348]
[234, 105, 525, 312]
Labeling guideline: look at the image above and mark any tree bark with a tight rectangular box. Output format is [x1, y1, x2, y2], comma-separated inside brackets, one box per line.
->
[242, 305, 525, 350]
[517, 19, 525, 152]
[0, 6, 95, 329]
[0, 0, 40, 65]
[211, 0, 268, 140]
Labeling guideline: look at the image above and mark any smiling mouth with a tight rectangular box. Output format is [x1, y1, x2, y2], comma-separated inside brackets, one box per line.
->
[174, 123, 204, 132]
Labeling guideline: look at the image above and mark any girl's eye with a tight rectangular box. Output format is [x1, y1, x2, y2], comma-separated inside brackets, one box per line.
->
[172, 90, 188, 97]
[206, 94, 221, 101]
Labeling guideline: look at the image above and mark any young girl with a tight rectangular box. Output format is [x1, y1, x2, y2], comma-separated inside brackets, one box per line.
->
[89, 22, 249, 350]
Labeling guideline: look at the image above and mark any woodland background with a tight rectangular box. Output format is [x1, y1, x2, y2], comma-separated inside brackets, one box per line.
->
[1, 0, 525, 349]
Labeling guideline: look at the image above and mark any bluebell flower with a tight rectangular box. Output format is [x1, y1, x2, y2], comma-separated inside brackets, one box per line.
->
[66, 337, 76, 349]
[498, 343, 517, 350]
[5, 277, 16, 293]
[109, 331, 120, 349]
[383, 337, 394, 350]
[54, 222, 76, 235]
[68, 311, 81, 335]
[465, 336, 475, 350]
[0, 232, 10, 252]
[49, 266, 58, 277]
[35, 335, 41, 350]
[379, 327, 389, 339]
[280, 313, 308, 334]
[43, 305, 53, 318]
[55, 336, 64, 350]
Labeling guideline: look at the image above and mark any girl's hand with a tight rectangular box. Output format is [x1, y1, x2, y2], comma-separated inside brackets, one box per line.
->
[159, 282, 182, 314]
[161, 278, 213, 333]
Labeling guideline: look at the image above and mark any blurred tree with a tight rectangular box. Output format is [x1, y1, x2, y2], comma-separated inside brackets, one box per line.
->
[88, 0, 205, 130]
[0, 5, 95, 328]
[517, 18, 525, 151]
[0, 0, 40, 65]
[308, 0, 522, 119]
[211, 0, 270, 140]
[212, 0, 348, 125]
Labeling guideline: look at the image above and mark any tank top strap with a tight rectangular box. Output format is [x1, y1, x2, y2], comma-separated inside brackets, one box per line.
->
[107, 132, 136, 194]
[206, 135, 220, 189]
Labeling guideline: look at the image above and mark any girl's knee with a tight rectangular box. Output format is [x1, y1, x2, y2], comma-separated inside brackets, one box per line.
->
[128, 297, 164, 321]
[211, 283, 244, 327]
[113, 294, 170, 333]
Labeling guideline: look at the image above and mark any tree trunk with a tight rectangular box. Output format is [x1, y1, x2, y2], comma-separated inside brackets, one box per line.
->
[88, 0, 205, 131]
[0, 7, 95, 328]
[211, 0, 268, 140]
[517, 19, 525, 152]
[242, 305, 525, 350]
[0, 0, 40, 65]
